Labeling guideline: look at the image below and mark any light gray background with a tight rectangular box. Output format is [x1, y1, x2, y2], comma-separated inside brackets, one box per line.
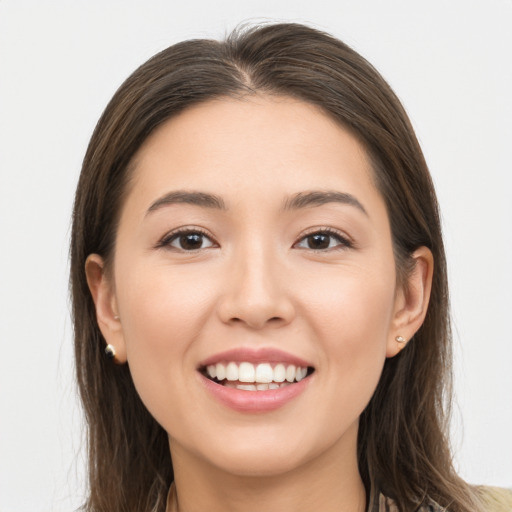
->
[1, 1, 511, 510]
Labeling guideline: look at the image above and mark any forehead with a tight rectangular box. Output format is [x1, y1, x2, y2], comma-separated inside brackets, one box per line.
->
[125, 95, 382, 214]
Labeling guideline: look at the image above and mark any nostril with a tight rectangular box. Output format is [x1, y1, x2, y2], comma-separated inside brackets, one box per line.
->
[217, 284, 296, 329]
[227, 315, 285, 329]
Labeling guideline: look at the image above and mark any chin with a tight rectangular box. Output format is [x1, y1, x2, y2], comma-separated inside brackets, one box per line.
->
[208, 448, 309, 478]
[182, 426, 326, 479]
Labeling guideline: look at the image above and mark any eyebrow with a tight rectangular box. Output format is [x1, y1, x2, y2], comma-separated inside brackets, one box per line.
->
[146, 189, 367, 216]
[283, 190, 368, 216]
[146, 190, 227, 215]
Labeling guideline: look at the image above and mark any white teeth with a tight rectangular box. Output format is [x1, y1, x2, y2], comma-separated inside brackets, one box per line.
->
[273, 364, 286, 382]
[255, 363, 273, 383]
[226, 362, 239, 381]
[215, 363, 226, 380]
[295, 366, 307, 382]
[206, 361, 310, 387]
[236, 382, 290, 392]
[238, 362, 255, 382]
[285, 365, 296, 383]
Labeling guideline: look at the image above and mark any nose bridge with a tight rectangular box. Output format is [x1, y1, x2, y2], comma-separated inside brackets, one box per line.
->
[218, 236, 294, 328]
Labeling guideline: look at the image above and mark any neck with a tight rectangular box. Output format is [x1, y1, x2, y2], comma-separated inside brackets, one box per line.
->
[167, 422, 366, 512]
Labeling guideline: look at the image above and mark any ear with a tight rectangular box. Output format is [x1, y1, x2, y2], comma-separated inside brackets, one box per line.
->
[386, 246, 434, 358]
[85, 254, 127, 363]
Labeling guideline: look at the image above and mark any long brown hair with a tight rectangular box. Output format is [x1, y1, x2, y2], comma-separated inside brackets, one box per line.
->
[71, 22, 483, 512]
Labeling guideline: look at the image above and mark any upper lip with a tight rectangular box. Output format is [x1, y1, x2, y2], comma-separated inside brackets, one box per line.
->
[198, 347, 313, 369]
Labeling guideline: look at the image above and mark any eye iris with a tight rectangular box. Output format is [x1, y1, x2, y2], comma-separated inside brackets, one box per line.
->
[308, 233, 330, 249]
[180, 233, 203, 250]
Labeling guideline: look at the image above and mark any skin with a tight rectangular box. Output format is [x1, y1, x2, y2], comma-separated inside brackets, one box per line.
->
[86, 96, 433, 512]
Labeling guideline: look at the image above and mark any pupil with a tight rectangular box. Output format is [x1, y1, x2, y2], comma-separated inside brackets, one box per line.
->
[308, 234, 329, 249]
[180, 233, 202, 250]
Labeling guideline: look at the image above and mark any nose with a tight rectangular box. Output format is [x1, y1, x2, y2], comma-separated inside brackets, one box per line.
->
[216, 246, 295, 330]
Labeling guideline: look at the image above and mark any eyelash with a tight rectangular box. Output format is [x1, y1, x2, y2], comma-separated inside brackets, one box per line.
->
[157, 227, 354, 252]
[294, 228, 354, 252]
[157, 227, 218, 251]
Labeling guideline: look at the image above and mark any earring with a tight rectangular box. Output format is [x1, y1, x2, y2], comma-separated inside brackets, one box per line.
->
[105, 344, 117, 360]
[114, 315, 120, 320]
[395, 335, 407, 344]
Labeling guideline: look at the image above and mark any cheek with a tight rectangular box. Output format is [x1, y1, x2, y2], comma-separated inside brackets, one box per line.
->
[113, 260, 218, 418]
[300, 259, 396, 340]
[117, 256, 219, 337]
[299, 261, 395, 393]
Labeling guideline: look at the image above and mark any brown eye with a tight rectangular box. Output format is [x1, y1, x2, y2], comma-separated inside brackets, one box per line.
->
[305, 233, 330, 250]
[166, 231, 215, 251]
[295, 231, 351, 251]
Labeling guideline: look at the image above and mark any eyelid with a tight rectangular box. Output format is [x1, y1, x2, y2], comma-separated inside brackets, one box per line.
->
[156, 226, 218, 250]
[293, 226, 355, 250]
[155, 225, 353, 252]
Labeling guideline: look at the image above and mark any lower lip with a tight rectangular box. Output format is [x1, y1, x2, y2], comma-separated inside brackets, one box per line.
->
[200, 374, 311, 413]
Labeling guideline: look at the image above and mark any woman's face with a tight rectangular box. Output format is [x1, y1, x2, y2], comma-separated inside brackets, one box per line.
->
[93, 96, 415, 478]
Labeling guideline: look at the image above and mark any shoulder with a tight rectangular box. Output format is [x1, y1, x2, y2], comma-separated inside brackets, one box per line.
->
[429, 486, 512, 512]
[477, 486, 512, 512]
[378, 487, 512, 512]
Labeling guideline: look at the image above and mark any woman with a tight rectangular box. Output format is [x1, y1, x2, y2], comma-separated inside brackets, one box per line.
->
[70, 22, 509, 511]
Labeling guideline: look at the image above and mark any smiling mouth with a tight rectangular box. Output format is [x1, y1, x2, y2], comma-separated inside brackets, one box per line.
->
[200, 361, 315, 391]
